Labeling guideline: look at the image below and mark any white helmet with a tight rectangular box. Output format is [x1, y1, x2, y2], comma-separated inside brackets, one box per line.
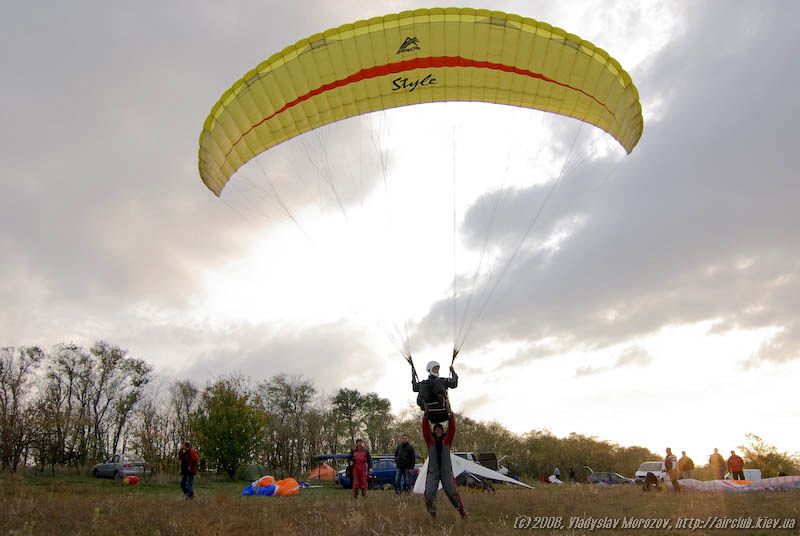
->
[426, 361, 440, 377]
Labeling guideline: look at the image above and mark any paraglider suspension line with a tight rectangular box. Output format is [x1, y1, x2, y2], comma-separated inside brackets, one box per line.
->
[458, 123, 584, 352]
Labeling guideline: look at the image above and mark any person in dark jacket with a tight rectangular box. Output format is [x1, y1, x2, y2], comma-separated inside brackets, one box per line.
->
[178, 441, 200, 500]
[412, 361, 459, 423]
[664, 447, 680, 492]
[709, 448, 725, 480]
[642, 471, 662, 492]
[422, 413, 466, 519]
[394, 434, 416, 494]
[348, 439, 373, 498]
[678, 451, 695, 479]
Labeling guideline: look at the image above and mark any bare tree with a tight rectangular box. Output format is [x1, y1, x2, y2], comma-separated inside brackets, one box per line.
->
[129, 393, 173, 475]
[0, 346, 44, 472]
[258, 374, 317, 475]
[169, 380, 199, 452]
[38, 344, 93, 469]
[27, 342, 152, 470]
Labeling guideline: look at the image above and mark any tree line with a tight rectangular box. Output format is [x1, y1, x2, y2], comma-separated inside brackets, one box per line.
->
[2, 343, 796, 480]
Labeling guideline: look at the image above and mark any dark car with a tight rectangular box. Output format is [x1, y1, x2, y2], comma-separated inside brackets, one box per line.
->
[337, 455, 420, 489]
[587, 471, 635, 485]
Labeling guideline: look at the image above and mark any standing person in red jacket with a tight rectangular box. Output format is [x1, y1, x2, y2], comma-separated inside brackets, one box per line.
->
[178, 441, 200, 500]
[348, 439, 372, 498]
[422, 412, 466, 519]
[727, 450, 745, 480]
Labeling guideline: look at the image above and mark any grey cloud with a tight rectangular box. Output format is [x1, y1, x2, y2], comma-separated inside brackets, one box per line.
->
[83, 314, 384, 391]
[575, 365, 597, 377]
[417, 1, 800, 367]
[497, 340, 573, 369]
[458, 393, 491, 415]
[614, 346, 653, 368]
[575, 345, 653, 377]
[176, 320, 381, 389]
[0, 1, 386, 348]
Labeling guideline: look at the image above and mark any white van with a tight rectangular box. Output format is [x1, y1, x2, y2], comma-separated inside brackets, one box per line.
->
[634, 461, 668, 483]
[725, 468, 762, 481]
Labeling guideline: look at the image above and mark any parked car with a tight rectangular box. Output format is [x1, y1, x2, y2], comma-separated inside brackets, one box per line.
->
[587, 471, 635, 485]
[92, 453, 147, 480]
[337, 455, 420, 489]
[634, 461, 668, 483]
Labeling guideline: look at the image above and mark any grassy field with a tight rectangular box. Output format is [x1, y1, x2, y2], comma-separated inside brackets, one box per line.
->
[2, 473, 799, 535]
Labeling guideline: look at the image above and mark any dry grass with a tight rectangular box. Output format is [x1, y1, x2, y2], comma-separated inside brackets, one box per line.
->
[2, 474, 799, 535]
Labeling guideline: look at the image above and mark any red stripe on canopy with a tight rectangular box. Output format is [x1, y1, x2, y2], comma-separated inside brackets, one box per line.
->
[224, 56, 612, 158]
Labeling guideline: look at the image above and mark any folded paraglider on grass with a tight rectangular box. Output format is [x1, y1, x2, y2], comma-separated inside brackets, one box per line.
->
[674, 476, 800, 493]
[241, 475, 300, 497]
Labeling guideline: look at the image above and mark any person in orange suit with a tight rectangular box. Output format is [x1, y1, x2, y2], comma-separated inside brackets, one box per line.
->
[348, 438, 372, 497]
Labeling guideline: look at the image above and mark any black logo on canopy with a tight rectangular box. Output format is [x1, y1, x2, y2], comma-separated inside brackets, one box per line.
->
[397, 37, 420, 54]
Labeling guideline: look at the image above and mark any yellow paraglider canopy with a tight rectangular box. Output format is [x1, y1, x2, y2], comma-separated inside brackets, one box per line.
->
[198, 7, 643, 196]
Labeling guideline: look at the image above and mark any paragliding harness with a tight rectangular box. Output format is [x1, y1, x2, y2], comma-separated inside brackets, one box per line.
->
[409, 351, 457, 424]
[416, 378, 451, 424]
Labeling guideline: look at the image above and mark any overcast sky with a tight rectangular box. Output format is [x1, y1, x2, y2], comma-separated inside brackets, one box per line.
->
[2, 0, 798, 462]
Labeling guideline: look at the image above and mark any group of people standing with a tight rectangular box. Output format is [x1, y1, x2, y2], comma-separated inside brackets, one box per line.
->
[664, 447, 747, 491]
[346, 434, 419, 496]
[664, 448, 695, 491]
